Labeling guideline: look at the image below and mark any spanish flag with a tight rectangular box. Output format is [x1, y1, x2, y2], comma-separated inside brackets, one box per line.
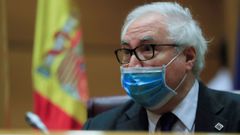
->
[32, 0, 88, 129]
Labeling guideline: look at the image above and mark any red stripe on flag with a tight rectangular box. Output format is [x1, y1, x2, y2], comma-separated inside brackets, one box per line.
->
[34, 91, 83, 130]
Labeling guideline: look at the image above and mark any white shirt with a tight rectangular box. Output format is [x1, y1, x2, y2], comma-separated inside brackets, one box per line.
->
[147, 79, 199, 133]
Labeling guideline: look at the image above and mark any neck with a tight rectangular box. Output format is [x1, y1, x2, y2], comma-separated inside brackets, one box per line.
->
[150, 72, 196, 114]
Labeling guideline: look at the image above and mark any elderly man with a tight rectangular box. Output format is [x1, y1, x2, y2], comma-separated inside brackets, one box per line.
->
[83, 2, 240, 133]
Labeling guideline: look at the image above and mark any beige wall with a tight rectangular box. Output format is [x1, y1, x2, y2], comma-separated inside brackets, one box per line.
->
[0, 0, 10, 128]
[223, 0, 240, 74]
[0, 0, 239, 128]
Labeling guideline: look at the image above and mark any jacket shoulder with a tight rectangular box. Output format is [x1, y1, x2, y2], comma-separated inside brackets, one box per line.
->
[82, 100, 135, 130]
[208, 89, 240, 106]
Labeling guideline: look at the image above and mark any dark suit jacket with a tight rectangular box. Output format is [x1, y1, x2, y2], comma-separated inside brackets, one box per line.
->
[83, 82, 240, 132]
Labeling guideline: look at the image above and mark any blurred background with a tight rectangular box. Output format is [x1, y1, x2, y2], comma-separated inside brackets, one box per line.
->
[0, 0, 239, 129]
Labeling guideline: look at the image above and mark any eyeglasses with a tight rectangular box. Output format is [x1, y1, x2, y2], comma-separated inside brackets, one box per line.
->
[114, 44, 178, 64]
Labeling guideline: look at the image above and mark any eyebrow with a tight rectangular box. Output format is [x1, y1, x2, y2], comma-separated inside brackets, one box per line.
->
[120, 36, 155, 46]
[120, 40, 129, 46]
[140, 36, 155, 43]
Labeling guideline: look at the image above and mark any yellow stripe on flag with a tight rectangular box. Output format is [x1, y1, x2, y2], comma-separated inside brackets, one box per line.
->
[33, 0, 70, 68]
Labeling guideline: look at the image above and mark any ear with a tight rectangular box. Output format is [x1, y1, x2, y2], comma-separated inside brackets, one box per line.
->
[183, 47, 196, 70]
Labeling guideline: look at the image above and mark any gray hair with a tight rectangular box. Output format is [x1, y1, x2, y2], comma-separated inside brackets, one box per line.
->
[121, 2, 208, 77]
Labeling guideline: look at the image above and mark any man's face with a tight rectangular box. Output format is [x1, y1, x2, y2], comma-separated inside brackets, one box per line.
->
[121, 13, 187, 90]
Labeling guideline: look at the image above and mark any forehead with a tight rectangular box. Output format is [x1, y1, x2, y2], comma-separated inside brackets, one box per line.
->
[122, 13, 170, 44]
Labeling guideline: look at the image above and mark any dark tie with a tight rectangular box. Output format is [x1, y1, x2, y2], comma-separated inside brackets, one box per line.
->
[156, 112, 178, 131]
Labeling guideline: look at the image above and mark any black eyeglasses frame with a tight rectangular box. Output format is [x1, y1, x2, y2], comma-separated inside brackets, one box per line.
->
[114, 44, 179, 64]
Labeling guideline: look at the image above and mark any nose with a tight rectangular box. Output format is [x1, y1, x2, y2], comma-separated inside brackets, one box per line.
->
[128, 55, 143, 67]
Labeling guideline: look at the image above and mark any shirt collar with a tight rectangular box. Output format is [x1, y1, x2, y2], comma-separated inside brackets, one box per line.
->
[147, 79, 199, 132]
[147, 110, 160, 132]
[172, 79, 199, 131]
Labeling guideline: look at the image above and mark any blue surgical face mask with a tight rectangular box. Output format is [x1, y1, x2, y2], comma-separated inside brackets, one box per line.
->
[120, 53, 186, 109]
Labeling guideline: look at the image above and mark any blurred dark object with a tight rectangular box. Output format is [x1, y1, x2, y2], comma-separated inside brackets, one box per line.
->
[219, 39, 228, 67]
[87, 95, 130, 118]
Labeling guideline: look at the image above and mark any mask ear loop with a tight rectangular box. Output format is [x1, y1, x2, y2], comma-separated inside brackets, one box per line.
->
[174, 73, 187, 91]
[162, 64, 187, 93]
[163, 50, 187, 91]
[165, 51, 182, 68]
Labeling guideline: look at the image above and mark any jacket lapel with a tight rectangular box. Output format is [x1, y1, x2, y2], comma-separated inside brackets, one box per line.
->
[195, 82, 228, 132]
[116, 102, 148, 130]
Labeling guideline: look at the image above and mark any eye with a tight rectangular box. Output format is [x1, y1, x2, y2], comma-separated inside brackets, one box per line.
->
[118, 49, 131, 57]
[137, 44, 153, 52]
[153, 45, 164, 53]
[135, 44, 154, 60]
